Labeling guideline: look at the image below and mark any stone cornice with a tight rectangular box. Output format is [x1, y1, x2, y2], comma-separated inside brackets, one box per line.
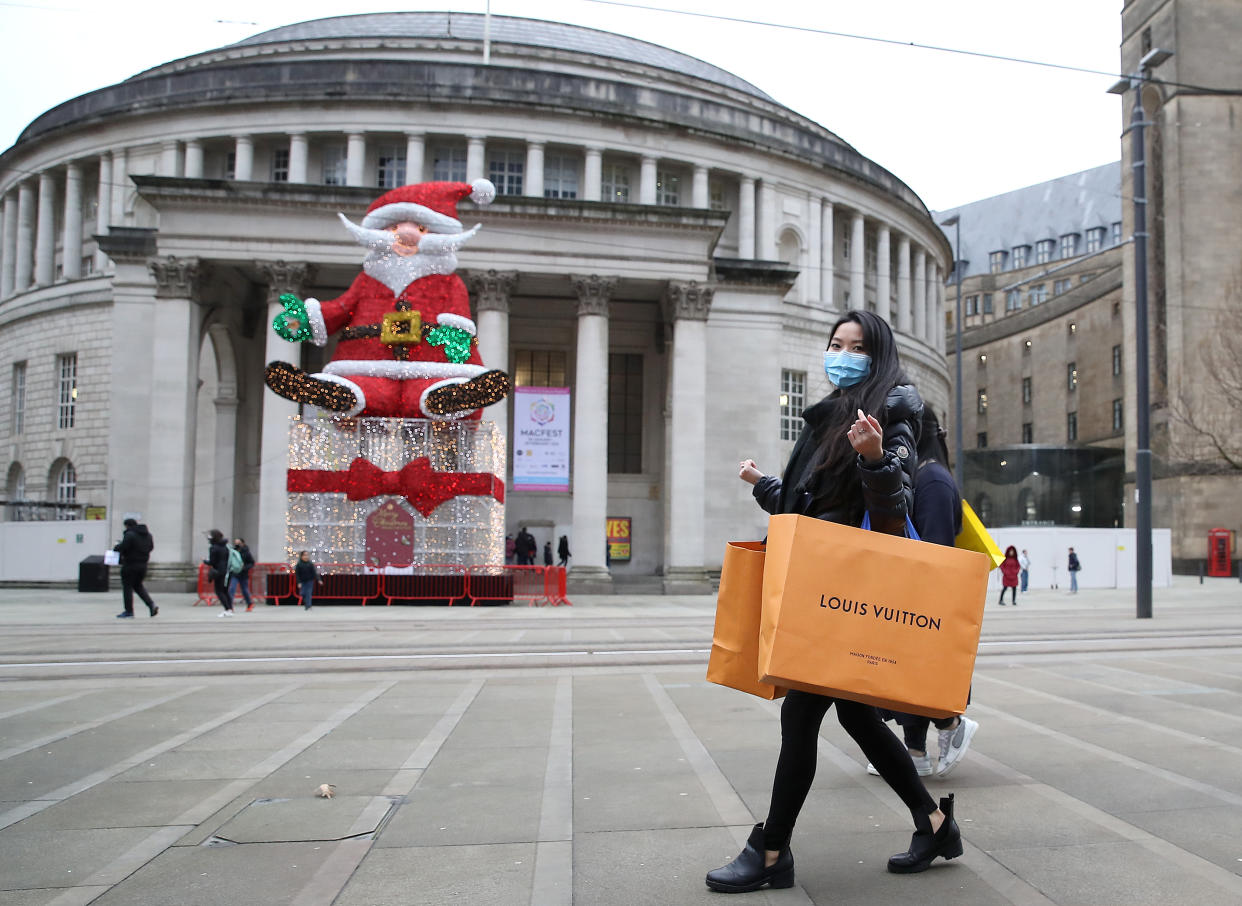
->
[254, 260, 317, 303]
[570, 274, 617, 317]
[462, 269, 518, 314]
[148, 255, 210, 300]
[94, 227, 156, 264]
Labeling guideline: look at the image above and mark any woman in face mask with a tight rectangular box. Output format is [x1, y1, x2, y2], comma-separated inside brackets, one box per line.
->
[716, 310, 960, 893]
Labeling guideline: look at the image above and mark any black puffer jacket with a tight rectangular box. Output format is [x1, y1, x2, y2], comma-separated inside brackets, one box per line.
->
[752, 384, 923, 534]
[206, 539, 230, 577]
[115, 524, 154, 566]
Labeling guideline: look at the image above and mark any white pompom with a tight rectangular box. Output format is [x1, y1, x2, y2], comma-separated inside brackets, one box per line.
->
[470, 178, 496, 205]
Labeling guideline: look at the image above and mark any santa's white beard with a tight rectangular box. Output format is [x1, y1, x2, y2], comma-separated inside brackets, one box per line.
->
[338, 215, 478, 296]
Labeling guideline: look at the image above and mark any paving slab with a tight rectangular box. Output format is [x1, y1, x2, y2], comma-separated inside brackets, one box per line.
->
[332, 842, 536, 906]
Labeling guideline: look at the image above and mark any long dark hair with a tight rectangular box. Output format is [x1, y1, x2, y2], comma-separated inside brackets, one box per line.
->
[916, 406, 953, 469]
[807, 311, 910, 512]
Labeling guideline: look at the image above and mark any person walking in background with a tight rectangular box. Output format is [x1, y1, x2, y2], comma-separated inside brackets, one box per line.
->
[714, 311, 960, 894]
[998, 546, 1020, 605]
[504, 534, 516, 564]
[515, 527, 536, 565]
[1068, 547, 1081, 593]
[205, 529, 233, 617]
[1019, 548, 1031, 593]
[296, 551, 319, 611]
[543, 540, 553, 566]
[229, 537, 256, 611]
[557, 534, 571, 567]
[114, 518, 157, 618]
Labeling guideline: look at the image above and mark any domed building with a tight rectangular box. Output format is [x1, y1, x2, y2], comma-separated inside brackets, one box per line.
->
[0, 12, 951, 590]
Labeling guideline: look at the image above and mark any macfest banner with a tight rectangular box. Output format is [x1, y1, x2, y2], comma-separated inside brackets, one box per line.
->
[513, 386, 571, 492]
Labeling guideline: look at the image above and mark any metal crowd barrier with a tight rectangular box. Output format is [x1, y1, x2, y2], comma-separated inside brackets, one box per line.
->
[381, 566, 471, 606]
[295, 563, 383, 606]
[194, 563, 295, 606]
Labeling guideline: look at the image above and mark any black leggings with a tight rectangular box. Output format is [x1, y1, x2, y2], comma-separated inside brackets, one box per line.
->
[214, 574, 232, 610]
[763, 690, 937, 851]
[998, 585, 1017, 605]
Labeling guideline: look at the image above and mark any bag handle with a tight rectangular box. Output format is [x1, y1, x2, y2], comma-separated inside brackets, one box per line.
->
[860, 511, 921, 541]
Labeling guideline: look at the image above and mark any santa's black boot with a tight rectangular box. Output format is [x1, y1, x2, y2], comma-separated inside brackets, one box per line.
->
[264, 361, 357, 412]
[424, 370, 511, 416]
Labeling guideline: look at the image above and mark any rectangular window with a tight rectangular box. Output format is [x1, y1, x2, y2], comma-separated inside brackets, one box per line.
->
[512, 349, 567, 387]
[656, 170, 680, 206]
[1059, 234, 1078, 259]
[1113, 398, 1123, 432]
[865, 243, 877, 274]
[225, 152, 236, 181]
[1022, 376, 1032, 404]
[977, 432, 987, 448]
[1035, 239, 1055, 264]
[1067, 411, 1078, 442]
[1029, 284, 1047, 305]
[376, 146, 407, 189]
[989, 250, 1007, 273]
[543, 153, 579, 199]
[432, 146, 467, 182]
[487, 150, 524, 196]
[982, 293, 993, 314]
[1085, 227, 1104, 253]
[608, 353, 643, 473]
[1005, 289, 1022, 311]
[1112, 344, 1122, 376]
[709, 180, 727, 211]
[1011, 245, 1028, 269]
[271, 148, 289, 183]
[322, 145, 346, 185]
[965, 295, 978, 316]
[601, 163, 630, 203]
[10, 361, 25, 434]
[1067, 362, 1078, 392]
[1111, 222, 1122, 245]
[1053, 278, 1071, 295]
[1022, 422, 1033, 444]
[57, 353, 77, 429]
[842, 236, 851, 260]
[780, 370, 806, 442]
[977, 388, 988, 415]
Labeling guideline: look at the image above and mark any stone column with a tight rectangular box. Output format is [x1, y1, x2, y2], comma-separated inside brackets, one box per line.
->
[639, 156, 657, 205]
[692, 166, 709, 208]
[14, 181, 35, 293]
[158, 140, 179, 177]
[146, 255, 210, 567]
[757, 179, 776, 260]
[254, 261, 317, 562]
[738, 176, 756, 259]
[896, 235, 912, 334]
[94, 155, 112, 272]
[807, 194, 822, 305]
[1, 192, 17, 298]
[35, 172, 56, 287]
[466, 135, 486, 184]
[405, 132, 425, 184]
[345, 133, 365, 186]
[464, 268, 517, 425]
[568, 274, 617, 592]
[876, 225, 891, 322]
[584, 146, 603, 201]
[821, 200, 834, 306]
[663, 280, 715, 594]
[62, 163, 83, 281]
[931, 264, 945, 350]
[204, 323, 240, 535]
[913, 248, 927, 341]
[525, 141, 545, 198]
[233, 135, 254, 181]
[288, 133, 309, 184]
[110, 148, 128, 227]
[183, 140, 204, 179]
[849, 211, 865, 310]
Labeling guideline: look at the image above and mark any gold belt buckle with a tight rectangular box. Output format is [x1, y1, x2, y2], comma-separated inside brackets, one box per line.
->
[380, 310, 422, 345]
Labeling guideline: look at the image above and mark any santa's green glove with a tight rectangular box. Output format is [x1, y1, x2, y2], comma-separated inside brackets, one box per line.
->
[273, 293, 312, 342]
[427, 324, 473, 364]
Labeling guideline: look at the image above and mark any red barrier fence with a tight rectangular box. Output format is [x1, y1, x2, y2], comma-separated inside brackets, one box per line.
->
[195, 563, 571, 606]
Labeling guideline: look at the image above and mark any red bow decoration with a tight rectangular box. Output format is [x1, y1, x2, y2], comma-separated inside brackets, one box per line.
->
[287, 457, 505, 517]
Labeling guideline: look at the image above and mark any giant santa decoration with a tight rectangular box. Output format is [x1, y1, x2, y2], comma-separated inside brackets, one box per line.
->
[265, 178, 509, 419]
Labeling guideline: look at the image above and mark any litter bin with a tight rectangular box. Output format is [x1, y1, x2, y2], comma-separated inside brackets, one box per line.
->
[78, 555, 110, 593]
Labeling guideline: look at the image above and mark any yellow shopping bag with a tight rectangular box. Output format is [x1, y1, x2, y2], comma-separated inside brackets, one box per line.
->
[955, 500, 1004, 570]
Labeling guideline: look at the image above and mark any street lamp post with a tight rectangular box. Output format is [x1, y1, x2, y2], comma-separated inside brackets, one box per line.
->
[1110, 47, 1172, 620]
[940, 214, 963, 490]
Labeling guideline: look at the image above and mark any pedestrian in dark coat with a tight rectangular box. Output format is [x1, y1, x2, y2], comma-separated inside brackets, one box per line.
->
[205, 529, 233, 615]
[115, 518, 157, 618]
[543, 541, 553, 566]
[712, 310, 959, 894]
[295, 551, 319, 610]
[1067, 547, 1081, 593]
[557, 534, 571, 567]
[230, 538, 256, 610]
[999, 546, 1020, 605]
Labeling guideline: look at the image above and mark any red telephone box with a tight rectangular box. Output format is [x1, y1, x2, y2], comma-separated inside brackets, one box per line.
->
[1207, 528, 1233, 577]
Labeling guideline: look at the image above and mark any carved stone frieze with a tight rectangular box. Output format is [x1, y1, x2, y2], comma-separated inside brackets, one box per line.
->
[664, 280, 715, 322]
[570, 274, 618, 317]
[254, 260, 318, 304]
[148, 255, 210, 300]
[463, 268, 518, 314]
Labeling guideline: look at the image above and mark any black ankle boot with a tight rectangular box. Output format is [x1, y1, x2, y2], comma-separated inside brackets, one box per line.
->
[887, 794, 963, 874]
[705, 823, 795, 893]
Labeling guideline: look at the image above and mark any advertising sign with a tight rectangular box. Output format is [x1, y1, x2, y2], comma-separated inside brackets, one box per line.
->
[606, 516, 632, 562]
[513, 386, 571, 492]
[365, 500, 414, 568]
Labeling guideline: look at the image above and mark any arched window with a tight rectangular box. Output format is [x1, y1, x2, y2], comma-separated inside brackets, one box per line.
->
[50, 459, 77, 520]
[5, 462, 24, 501]
[1018, 487, 1037, 524]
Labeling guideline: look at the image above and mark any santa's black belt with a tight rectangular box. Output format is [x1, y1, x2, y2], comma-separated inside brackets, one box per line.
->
[341, 310, 430, 344]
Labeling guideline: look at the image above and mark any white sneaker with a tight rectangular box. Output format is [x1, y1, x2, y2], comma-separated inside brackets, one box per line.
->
[937, 717, 978, 778]
[867, 752, 932, 777]
[218, 610, 233, 618]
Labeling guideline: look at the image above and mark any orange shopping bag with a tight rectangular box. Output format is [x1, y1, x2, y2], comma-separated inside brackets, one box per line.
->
[758, 514, 989, 718]
[707, 541, 786, 700]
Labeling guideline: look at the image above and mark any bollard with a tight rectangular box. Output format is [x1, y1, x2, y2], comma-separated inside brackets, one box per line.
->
[1199, 561, 1204, 584]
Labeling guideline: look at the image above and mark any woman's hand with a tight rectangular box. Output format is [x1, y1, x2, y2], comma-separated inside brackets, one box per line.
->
[738, 459, 763, 485]
[846, 409, 884, 463]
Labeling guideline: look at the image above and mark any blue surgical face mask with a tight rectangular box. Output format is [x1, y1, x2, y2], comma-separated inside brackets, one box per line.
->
[823, 350, 871, 388]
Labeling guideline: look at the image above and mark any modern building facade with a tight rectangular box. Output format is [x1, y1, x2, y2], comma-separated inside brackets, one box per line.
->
[0, 12, 951, 589]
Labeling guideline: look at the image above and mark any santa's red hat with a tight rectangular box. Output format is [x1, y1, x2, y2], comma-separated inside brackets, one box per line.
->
[361, 179, 496, 234]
